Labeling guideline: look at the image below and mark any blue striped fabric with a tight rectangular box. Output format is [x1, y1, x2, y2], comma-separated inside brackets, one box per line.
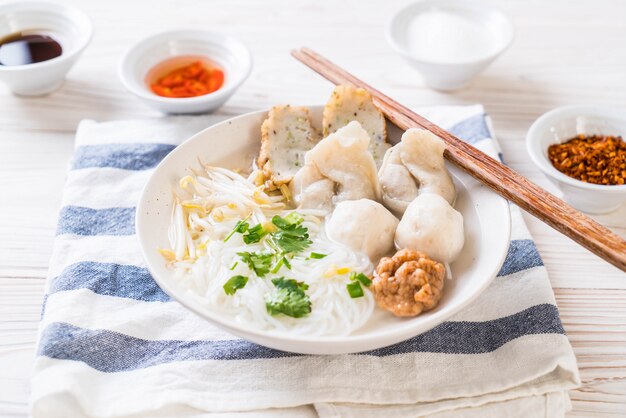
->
[35, 110, 572, 413]
[449, 114, 492, 144]
[56, 207, 136, 236]
[39, 304, 563, 372]
[72, 143, 175, 170]
[497, 239, 544, 276]
[49, 262, 170, 302]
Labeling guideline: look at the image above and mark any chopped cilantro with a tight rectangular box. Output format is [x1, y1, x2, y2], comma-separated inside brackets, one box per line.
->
[273, 228, 312, 253]
[272, 277, 309, 292]
[271, 214, 312, 253]
[271, 257, 285, 274]
[242, 223, 268, 244]
[282, 256, 292, 269]
[285, 212, 304, 225]
[223, 214, 251, 242]
[223, 275, 248, 295]
[346, 281, 364, 298]
[230, 213, 311, 255]
[265, 277, 311, 318]
[224, 213, 318, 318]
[237, 251, 273, 277]
[271, 255, 292, 274]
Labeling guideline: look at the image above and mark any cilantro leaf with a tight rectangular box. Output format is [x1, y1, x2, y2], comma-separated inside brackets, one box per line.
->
[272, 277, 309, 292]
[265, 288, 310, 317]
[270, 215, 312, 253]
[284, 212, 304, 225]
[265, 277, 311, 318]
[272, 212, 303, 229]
[223, 275, 248, 295]
[309, 252, 327, 259]
[237, 251, 273, 277]
[273, 228, 312, 253]
[271, 216, 292, 230]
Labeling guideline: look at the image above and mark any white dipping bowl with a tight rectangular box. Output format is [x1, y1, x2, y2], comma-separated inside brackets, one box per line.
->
[387, 0, 514, 91]
[119, 30, 252, 114]
[0, 2, 92, 96]
[136, 107, 511, 355]
[527, 105, 626, 214]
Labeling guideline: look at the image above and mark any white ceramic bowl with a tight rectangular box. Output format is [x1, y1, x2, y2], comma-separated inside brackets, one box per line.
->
[119, 30, 252, 114]
[527, 105, 626, 214]
[0, 2, 92, 96]
[386, 0, 514, 91]
[135, 106, 511, 354]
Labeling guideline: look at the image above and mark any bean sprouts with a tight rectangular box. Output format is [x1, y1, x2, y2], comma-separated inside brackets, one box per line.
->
[164, 165, 375, 337]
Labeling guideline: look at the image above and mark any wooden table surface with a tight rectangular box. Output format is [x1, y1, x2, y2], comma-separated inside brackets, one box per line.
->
[1, 0, 625, 416]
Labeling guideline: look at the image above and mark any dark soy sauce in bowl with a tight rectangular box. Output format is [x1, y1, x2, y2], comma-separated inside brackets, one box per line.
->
[0, 32, 62, 66]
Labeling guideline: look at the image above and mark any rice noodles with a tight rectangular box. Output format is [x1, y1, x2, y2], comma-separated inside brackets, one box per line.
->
[164, 165, 375, 337]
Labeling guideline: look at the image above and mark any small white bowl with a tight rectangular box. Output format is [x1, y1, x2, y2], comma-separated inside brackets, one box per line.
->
[386, 0, 514, 91]
[527, 105, 626, 214]
[119, 30, 252, 114]
[0, 2, 93, 96]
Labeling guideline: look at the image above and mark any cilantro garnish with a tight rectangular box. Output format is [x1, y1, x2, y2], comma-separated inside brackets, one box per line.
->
[237, 251, 273, 277]
[271, 257, 285, 274]
[223, 275, 248, 295]
[270, 214, 312, 254]
[272, 277, 309, 292]
[282, 256, 292, 269]
[223, 212, 316, 319]
[225, 213, 311, 255]
[265, 277, 312, 318]
[243, 223, 268, 244]
[272, 212, 303, 228]
[223, 214, 251, 242]
[271, 255, 292, 274]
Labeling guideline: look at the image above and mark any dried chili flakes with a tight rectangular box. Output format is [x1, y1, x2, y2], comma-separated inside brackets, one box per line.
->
[547, 134, 626, 185]
[151, 61, 224, 98]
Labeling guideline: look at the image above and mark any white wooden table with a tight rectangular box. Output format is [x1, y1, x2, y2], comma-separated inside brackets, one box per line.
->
[1, 0, 625, 416]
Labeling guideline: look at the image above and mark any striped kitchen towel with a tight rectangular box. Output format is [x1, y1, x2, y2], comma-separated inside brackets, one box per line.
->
[31, 105, 580, 418]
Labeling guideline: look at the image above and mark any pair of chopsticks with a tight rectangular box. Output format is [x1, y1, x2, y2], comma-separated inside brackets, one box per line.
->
[291, 47, 626, 273]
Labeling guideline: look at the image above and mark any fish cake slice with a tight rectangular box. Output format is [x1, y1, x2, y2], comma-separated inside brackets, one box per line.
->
[258, 105, 320, 190]
[322, 85, 389, 166]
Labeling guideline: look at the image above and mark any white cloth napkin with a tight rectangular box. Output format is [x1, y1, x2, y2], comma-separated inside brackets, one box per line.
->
[31, 105, 580, 418]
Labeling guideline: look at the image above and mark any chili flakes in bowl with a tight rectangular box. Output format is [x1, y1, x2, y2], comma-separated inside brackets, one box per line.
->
[548, 134, 626, 185]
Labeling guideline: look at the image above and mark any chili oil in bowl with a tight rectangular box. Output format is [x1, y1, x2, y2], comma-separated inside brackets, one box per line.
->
[119, 29, 252, 114]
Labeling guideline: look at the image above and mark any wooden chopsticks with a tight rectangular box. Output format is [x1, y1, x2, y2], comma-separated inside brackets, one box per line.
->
[291, 47, 626, 273]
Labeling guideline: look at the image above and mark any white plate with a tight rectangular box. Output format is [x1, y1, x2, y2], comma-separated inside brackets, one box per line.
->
[136, 107, 511, 355]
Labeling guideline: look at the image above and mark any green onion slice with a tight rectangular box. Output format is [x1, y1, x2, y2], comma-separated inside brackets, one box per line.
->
[350, 272, 372, 287]
[346, 281, 364, 298]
